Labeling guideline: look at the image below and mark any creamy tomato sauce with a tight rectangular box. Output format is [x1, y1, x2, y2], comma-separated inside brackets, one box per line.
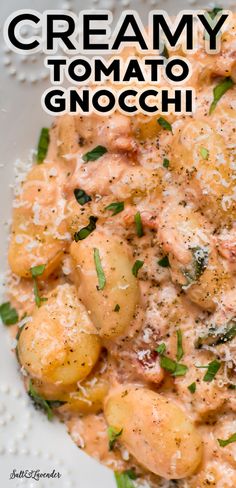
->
[4, 13, 236, 488]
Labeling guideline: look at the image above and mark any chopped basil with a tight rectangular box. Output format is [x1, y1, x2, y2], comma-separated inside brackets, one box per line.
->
[203, 360, 221, 382]
[209, 77, 234, 115]
[157, 117, 172, 133]
[31, 264, 46, 278]
[94, 248, 106, 290]
[173, 363, 189, 377]
[74, 188, 92, 206]
[124, 470, 137, 480]
[115, 470, 137, 488]
[183, 272, 197, 288]
[108, 426, 123, 451]
[33, 281, 40, 308]
[33, 282, 47, 307]
[30, 265, 47, 308]
[158, 342, 188, 377]
[208, 7, 223, 19]
[183, 246, 208, 287]
[134, 211, 144, 237]
[132, 260, 144, 277]
[37, 128, 49, 164]
[218, 433, 236, 448]
[114, 304, 120, 312]
[200, 147, 209, 160]
[160, 356, 188, 377]
[176, 330, 184, 361]
[196, 319, 236, 349]
[0, 302, 18, 326]
[15, 315, 28, 364]
[161, 44, 169, 59]
[188, 382, 196, 394]
[213, 322, 236, 345]
[16, 324, 25, 341]
[82, 145, 107, 162]
[156, 343, 166, 355]
[158, 255, 170, 268]
[28, 380, 53, 420]
[105, 202, 124, 216]
[74, 216, 98, 241]
[163, 157, 170, 168]
[193, 246, 208, 279]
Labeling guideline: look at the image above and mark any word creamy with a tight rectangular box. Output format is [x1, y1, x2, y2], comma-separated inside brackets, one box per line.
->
[4, 9, 230, 115]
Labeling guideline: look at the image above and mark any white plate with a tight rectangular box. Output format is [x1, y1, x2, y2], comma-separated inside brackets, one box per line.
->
[0, 1, 234, 487]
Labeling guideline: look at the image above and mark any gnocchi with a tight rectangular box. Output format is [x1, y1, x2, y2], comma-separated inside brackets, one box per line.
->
[104, 385, 203, 479]
[171, 120, 236, 224]
[18, 284, 101, 386]
[70, 231, 140, 339]
[8, 161, 69, 278]
[158, 195, 230, 310]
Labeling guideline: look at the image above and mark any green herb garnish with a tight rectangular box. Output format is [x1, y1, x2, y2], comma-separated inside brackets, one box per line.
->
[213, 322, 236, 344]
[124, 470, 137, 480]
[15, 315, 28, 363]
[134, 211, 144, 237]
[31, 264, 46, 278]
[188, 382, 196, 394]
[132, 260, 144, 277]
[114, 304, 120, 312]
[33, 281, 45, 308]
[82, 145, 107, 162]
[195, 319, 236, 349]
[209, 77, 234, 115]
[176, 330, 184, 361]
[108, 426, 123, 451]
[160, 356, 188, 377]
[200, 147, 209, 160]
[158, 255, 170, 268]
[94, 248, 106, 290]
[115, 470, 137, 488]
[163, 158, 170, 168]
[157, 117, 172, 133]
[30, 265, 47, 308]
[105, 202, 124, 216]
[28, 380, 53, 420]
[74, 216, 98, 241]
[74, 188, 92, 206]
[158, 341, 188, 377]
[218, 433, 236, 448]
[16, 325, 25, 342]
[183, 246, 208, 287]
[156, 343, 166, 355]
[37, 128, 50, 164]
[0, 302, 18, 325]
[193, 246, 208, 279]
[173, 363, 188, 377]
[203, 360, 221, 382]
[208, 7, 223, 19]
[161, 44, 169, 59]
